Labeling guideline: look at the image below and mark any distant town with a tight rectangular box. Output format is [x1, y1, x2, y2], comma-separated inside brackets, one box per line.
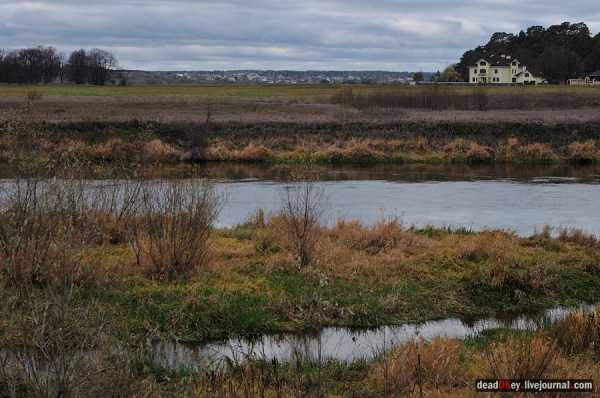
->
[117, 70, 432, 85]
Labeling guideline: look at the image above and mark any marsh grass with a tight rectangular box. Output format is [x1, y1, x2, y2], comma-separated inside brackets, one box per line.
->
[2, 119, 600, 165]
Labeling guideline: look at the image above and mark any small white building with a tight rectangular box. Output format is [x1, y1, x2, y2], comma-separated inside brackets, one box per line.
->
[568, 71, 600, 86]
[469, 56, 545, 85]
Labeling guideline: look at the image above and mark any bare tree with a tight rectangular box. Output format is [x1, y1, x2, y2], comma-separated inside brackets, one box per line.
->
[280, 181, 324, 268]
[66, 48, 118, 85]
[87, 48, 117, 86]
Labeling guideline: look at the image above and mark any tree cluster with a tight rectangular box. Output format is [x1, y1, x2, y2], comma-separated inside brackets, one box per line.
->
[457, 22, 600, 83]
[0, 46, 118, 85]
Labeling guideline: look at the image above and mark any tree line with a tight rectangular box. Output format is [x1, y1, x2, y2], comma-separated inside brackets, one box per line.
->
[0, 46, 118, 85]
[457, 22, 600, 83]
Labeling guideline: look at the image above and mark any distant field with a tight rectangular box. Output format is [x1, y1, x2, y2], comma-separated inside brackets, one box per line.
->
[0, 84, 340, 99]
[0, 83, 599, 100]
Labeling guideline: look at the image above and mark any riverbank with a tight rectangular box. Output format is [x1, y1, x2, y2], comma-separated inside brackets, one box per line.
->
[3, 119, 600, 166]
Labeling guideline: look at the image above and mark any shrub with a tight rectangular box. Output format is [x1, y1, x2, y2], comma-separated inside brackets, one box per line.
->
[130, 180, 222, 281]
[279, 181, 324, 268]
[0, 291, 138, 398]
[0, 179, 94, 289]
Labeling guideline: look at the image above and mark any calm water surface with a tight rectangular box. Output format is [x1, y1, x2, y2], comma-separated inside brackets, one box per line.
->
[211, 163, 600, 236]
[2, 163, 600, 236]
[152, 304, 597, 370]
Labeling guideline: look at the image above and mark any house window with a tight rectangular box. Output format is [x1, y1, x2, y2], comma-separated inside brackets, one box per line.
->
[512, 78, 517, 83]
[472, 78, 476, 82]
[480, 61, 486, 66]
[480, 69, 486, 74]
[512, 61, 517, 66]
[494, 69, 498, 74]
[525, 73, 530, 77]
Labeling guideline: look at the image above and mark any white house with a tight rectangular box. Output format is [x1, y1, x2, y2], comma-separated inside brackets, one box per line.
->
[468, 56, 545, 85]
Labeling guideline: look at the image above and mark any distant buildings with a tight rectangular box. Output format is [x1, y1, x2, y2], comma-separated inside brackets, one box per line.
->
[468, 56, 545, 85]
[119, 70, 425, 85]
[568, 71, 600, 86]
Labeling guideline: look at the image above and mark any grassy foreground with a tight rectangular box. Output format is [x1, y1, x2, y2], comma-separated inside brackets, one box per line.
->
[3, 215, 600, 343]
[3, 219, 600, 396]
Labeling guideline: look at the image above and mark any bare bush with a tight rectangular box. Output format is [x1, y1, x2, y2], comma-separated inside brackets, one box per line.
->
[0, 179, 94, 289]
[130, 180, 222, 281]
[280, 181, 325, 268]
[0, 291, 109, 398]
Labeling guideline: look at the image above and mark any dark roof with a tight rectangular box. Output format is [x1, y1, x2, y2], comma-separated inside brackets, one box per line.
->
[474, 54, 519, 67]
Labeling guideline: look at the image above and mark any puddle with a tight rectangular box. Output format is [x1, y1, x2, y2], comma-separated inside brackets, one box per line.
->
[152, 304, 597, 370]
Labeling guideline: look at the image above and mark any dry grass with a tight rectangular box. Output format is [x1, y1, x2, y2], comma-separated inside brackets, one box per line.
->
[496, 138, 558, 163]
[143, 139, 184, 163]
[332, 85, 600, 110]
[371, 338, 466, 395]
[567, 140, 600, 163]
[2, 119, 600, 165]
[443, 139, 492, 163]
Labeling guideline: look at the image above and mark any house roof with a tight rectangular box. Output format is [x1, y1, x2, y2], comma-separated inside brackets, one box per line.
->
[474, 55, 520, 67]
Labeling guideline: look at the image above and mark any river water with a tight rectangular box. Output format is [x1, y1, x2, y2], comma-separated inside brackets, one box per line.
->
[2, 163, 600, 236]
[211, 163, 600, 236]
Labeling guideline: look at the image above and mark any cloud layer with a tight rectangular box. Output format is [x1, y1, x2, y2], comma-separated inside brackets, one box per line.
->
[1, 0, 600, 71]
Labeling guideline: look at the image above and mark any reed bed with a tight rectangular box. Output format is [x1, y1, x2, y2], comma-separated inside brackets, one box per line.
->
[4, 130, 600, 166]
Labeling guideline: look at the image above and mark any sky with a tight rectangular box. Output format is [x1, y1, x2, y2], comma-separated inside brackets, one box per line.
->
[1, 0, 600, 71]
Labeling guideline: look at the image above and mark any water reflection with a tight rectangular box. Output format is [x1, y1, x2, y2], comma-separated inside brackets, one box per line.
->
[152, 304, 596, 371]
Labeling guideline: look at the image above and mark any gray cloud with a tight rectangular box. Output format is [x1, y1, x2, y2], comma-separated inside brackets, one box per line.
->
[1, 0, 599, 71]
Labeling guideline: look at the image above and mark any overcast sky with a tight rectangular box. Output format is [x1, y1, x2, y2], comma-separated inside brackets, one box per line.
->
[2, 0, 600, 71]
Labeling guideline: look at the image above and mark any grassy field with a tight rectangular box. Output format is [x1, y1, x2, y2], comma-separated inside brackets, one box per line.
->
[1, 83, 599, 100]
[0, 83, 342, 99]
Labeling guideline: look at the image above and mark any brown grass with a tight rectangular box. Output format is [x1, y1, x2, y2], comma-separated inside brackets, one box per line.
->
[567, 140, 599, 163]
[444, 139, 492, 163]
[496, 138, 558, 163]
[371, 338, 466, 395]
